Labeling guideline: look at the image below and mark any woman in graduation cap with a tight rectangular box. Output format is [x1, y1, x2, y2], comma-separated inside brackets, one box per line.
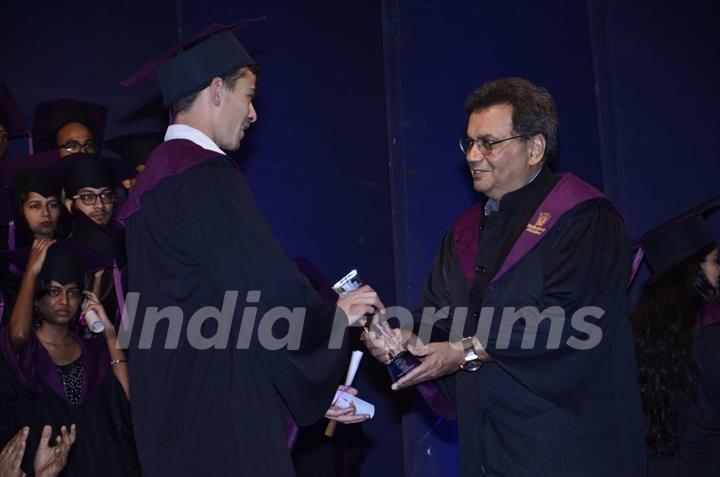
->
[631, 203, 720, 476]
[0, 239, 140, 476]
[12, 169, 72, 247]
[0, 169, 72, 325]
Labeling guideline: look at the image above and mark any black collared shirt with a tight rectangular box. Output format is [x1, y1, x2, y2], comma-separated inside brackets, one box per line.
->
[468, 167, 560, 314]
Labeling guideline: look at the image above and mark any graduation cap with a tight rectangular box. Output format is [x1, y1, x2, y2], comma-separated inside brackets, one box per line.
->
[119, 19, 261, 107]
[630, 196, 720, 281]
[54, 153, 132, 194]
[32, 99, 108, 153]
[0, 150, 61, 188]
[12, 169, 62, 211]
[1, 238, 114, 285]
[0, 82, 30, 139]
[104, 131, 163, 173]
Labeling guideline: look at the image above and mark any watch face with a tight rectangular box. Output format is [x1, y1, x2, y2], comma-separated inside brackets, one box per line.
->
[461, 360, 483, 372]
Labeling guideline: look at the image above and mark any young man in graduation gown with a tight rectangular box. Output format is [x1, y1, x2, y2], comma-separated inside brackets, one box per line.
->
[363, 78, 646, 476]
[118, 29, 381, 476]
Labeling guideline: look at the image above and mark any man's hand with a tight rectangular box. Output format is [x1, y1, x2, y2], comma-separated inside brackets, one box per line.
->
[391, 341, 464, 391]
[0, 427, 29, 477]
[359, 326, 397, 365]
[337, 285, 384, 326]
[34, 425, 76, 477]
[325, 387, 370, 424]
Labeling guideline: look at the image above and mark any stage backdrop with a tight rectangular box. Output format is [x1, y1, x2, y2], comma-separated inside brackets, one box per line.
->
[1, 0, 719, 475]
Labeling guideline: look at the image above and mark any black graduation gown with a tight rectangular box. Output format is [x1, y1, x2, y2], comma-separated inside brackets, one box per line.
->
[0, 331, 140, 477]
[124, 141, 348, 476]
[416, 168, 646, 476]
[647, 321, 720, 476]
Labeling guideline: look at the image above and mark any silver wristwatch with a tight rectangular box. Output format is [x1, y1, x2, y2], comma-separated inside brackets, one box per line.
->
[460, 337, 483, 372]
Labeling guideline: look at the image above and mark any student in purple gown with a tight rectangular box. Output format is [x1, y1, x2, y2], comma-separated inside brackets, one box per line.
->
[0, 168, 71, 325]
[632, 199, 720, 476]
[0, 239, 139, 476]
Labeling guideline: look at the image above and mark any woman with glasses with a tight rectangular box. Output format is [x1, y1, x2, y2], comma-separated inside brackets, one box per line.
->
[0, 239, 139, 476]
[632, 203, 720, 476]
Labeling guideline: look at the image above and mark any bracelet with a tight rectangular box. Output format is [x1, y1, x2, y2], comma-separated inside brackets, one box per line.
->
[110, 359, 128, 366]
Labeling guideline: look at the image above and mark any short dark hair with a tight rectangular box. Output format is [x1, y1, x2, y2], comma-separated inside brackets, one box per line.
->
[464, 77, 558, 163]
[171, 64, 261, 116]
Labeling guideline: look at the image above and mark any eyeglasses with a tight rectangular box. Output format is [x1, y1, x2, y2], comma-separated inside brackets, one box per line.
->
[72, 191, 116, 205]
[458, 134, 533, 156]
[57, 140, 99, 154]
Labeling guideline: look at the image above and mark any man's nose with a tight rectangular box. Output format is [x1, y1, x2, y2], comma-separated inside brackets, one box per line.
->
[248, 102, 257, 124]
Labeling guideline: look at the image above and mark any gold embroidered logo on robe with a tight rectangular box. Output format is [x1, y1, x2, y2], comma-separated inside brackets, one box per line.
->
[526, 211, 551, 235]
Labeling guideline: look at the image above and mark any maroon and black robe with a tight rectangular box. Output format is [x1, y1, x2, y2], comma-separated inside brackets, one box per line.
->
[415, 167, 646, 476]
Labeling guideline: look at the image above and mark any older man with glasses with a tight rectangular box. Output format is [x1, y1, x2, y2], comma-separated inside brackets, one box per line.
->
[363, 77, 646, 476]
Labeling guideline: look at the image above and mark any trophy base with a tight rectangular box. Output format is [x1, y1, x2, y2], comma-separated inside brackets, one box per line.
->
[387, 351, 421, 382]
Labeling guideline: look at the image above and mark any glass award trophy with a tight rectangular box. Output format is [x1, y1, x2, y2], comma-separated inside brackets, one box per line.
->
[332, 269, 421, 381]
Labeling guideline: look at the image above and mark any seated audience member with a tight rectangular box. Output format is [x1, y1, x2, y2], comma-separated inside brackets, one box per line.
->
[60, 154, 118, 227]
[12, 169, 71, 245]
[32, 100, 107, 158]
[0, 239, 139, 476]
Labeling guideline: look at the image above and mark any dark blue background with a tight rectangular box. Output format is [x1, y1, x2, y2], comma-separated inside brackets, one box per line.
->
[2, 0, 718, 475]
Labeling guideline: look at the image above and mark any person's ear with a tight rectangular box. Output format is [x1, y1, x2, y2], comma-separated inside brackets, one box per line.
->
[209, 77, 224, 106]
[527, 134, 546, 167]
[64, 198, 73, 212]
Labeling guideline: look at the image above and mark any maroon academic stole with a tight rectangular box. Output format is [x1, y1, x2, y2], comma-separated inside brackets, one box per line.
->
[452, 173, 608, 288]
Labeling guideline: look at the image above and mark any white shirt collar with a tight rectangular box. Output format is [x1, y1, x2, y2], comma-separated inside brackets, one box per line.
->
[164, 124, 225, 156]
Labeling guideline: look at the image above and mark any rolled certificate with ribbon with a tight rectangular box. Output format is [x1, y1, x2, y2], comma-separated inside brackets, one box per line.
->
[325, 350, 365, 436]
